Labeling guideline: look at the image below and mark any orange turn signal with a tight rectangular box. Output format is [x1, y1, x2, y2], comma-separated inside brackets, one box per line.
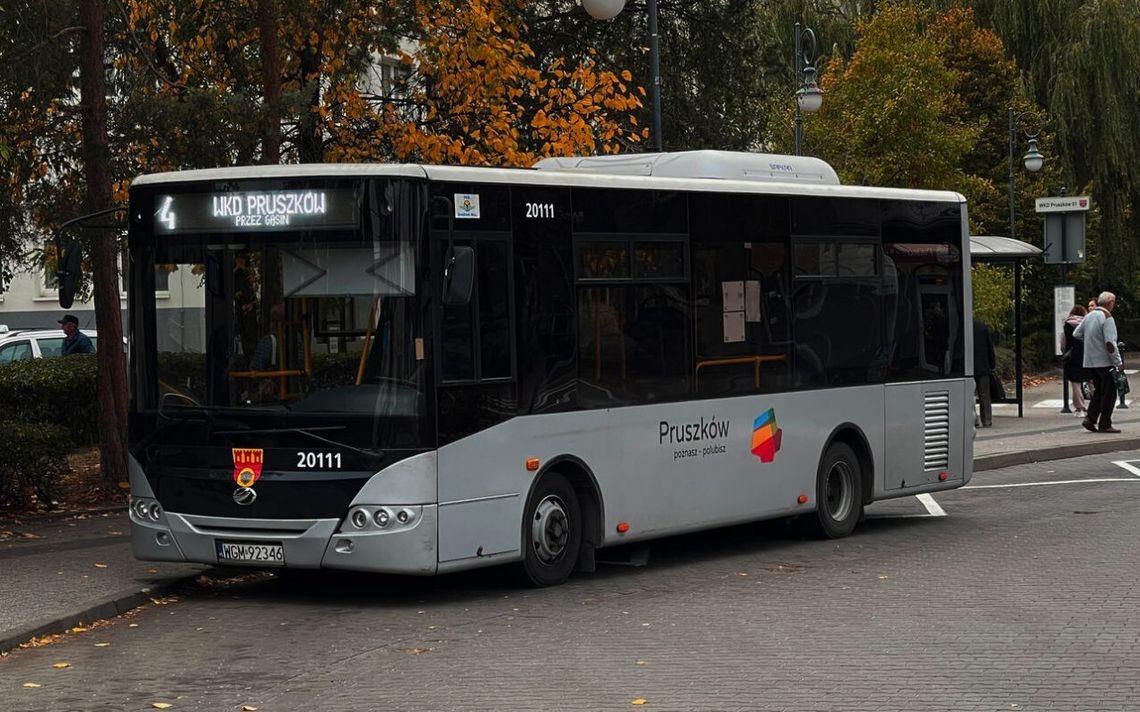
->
[797, 495, 809, 504]
[616, 522, 631, 534]
[526, 458, 540, 471]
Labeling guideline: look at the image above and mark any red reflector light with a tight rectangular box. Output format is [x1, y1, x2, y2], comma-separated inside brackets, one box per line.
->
[797, 495, 809, 504]
[526, 458, 540, 471]
[616, 522, 630, 534]
[939, 472, 949, 481]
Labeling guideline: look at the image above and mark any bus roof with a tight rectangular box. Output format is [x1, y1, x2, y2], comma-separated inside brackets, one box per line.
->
[533, 150, 841, 185]
[130, 156, 965, 204]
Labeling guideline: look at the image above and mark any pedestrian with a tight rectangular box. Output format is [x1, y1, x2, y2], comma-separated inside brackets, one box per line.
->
[1072, 291, 1123, 433]
[1061, 304, 1090, 416]
[973, 317, 996, 427]
[58, 314, 95, 356]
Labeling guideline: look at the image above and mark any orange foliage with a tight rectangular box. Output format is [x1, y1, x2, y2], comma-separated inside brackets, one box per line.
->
[323, 0, 646, 167]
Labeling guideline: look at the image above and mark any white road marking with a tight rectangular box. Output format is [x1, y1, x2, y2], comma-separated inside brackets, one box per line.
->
[915, 493, 946, 516]
[963, 478, 1140, 489]
[1112, 460, 1140, 478]
[1026, 396, 1130, 407]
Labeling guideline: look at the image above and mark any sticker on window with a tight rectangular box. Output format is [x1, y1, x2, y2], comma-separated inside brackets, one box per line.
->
[455, 194, 480, 219]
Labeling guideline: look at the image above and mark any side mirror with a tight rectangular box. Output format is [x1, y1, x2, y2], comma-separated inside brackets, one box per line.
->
[442, 245, 474, 306]
[57, 239, 82, 309]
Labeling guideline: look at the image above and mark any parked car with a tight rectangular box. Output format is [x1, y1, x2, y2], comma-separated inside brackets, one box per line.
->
[0, 325, 103, 363]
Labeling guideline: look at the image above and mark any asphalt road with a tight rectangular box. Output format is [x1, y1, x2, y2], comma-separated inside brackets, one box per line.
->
[3, 451, 1140, 712]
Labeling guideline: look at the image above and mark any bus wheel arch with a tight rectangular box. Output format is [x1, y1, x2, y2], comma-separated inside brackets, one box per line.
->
[518, 457, 603, 586]
[814, 425, 873, 538]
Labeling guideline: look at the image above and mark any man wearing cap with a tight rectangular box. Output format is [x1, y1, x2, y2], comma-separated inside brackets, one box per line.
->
[59, 314, 95, 356]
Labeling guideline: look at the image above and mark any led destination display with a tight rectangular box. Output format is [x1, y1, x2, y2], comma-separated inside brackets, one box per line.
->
[153, 189, 359, 233]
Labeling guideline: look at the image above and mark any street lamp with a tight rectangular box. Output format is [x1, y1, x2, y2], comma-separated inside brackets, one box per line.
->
[1008, 108, 1045, 243]
[582, 0, 663, 152]
[793, 22, 822, 156]
[1007, 107, 1045, 418]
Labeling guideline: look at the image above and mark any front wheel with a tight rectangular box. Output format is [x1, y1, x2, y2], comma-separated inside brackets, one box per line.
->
[813, 442, 863, 539]
[518, 473, 581, 587]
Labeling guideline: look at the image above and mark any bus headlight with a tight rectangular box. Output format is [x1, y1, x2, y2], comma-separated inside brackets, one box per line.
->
[374, 509, 391, 527]
[350, 509, 369, 529]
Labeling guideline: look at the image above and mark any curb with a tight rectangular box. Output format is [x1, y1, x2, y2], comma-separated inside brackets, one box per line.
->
[0, 577, 192, 655]
[975, 436, 1140, 472]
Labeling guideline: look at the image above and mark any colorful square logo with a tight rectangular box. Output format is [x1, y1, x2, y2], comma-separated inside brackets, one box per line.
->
[751, 409, 782, 463]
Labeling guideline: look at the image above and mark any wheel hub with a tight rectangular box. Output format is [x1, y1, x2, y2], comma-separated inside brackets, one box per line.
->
[531, 495, 569, 564]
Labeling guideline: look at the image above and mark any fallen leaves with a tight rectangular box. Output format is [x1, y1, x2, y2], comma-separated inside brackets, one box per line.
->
[631, 699, 648, 706]
[52, 662, 70, 669]
[151, 704, 173, 710]
[23, 682, 42, 688]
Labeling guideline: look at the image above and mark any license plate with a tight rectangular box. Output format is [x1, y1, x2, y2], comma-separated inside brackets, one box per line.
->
[215, 540, 285, 566]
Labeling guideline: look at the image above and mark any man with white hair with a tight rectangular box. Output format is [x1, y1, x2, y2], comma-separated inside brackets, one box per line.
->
[1073, 291, 1124, 433]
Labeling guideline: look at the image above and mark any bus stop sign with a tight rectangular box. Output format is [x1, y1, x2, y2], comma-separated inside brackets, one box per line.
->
[1037, 196, 1089, 265]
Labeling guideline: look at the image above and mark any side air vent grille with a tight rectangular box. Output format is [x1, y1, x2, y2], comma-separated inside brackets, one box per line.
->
[923, 391, 950, 471]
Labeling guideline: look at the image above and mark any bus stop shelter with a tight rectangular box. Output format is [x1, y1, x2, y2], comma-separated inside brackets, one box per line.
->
[970, 235, 1043, 417]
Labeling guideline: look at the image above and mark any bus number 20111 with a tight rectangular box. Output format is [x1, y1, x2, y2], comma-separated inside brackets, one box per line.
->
[296, 451, 343, 469]
[524, 202, 555, 219]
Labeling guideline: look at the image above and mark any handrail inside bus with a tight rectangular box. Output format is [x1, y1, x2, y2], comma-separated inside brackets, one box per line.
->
[356, 296, 381, 385]
[694, 354, 787, 388]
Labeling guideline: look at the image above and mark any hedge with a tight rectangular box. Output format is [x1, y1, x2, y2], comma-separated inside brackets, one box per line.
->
[0, 355, 99, 445]
[0, 421, 71, 509]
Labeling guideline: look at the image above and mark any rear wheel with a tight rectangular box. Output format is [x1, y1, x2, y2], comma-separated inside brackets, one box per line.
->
[519, 473, 581, 587]
[813, 442, 863, 539]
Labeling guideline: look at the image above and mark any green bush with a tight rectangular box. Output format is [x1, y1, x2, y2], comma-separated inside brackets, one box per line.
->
[0, 355, 99, 445]
[310, 351, 362, 389]
[157, 351, 207, 401]
[0, 421, 71, 510]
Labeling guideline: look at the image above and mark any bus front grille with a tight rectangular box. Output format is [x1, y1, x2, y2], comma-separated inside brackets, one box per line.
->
[923, 391, 950, 471]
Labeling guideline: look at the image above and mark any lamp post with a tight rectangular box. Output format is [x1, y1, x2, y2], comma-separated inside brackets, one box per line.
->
[793, 22, 822, 156]
[582, 0, 663, 152]
[1008, 107, 1045, 418]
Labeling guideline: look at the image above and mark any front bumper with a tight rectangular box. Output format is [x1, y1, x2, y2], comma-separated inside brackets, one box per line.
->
[131, 507, 438, 575]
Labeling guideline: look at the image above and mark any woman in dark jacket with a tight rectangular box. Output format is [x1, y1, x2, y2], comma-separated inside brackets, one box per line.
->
[973, 318, 996, 427]
[1062, 305, 1090, 415]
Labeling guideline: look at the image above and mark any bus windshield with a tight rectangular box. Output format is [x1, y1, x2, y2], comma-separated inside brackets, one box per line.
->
[132, 226, 425, 450]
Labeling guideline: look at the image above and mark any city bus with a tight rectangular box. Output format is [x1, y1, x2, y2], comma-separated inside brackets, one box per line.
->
[126, 150, 973, 586]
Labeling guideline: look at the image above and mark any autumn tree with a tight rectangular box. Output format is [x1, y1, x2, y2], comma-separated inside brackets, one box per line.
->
[0, 2, 86, 284]
[930, 0, 1140, 293]
[802, 3, 981, 190]
[320, 0, 646, 167]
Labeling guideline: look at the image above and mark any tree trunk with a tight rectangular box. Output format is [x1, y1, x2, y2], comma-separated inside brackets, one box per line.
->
[79, 0, 129, 488]
[257, 0, 281, 164]
[298, 38, 324, 163]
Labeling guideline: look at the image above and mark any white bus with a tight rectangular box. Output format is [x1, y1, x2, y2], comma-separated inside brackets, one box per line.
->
[126, 151, 973, 586]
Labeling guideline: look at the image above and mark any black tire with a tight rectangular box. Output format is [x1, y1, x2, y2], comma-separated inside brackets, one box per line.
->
[518, 472, 581, 587]
[813, 442, 863, 539]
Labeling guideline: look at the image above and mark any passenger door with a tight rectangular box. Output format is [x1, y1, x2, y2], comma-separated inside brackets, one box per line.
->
[433, 185, 520, 563]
